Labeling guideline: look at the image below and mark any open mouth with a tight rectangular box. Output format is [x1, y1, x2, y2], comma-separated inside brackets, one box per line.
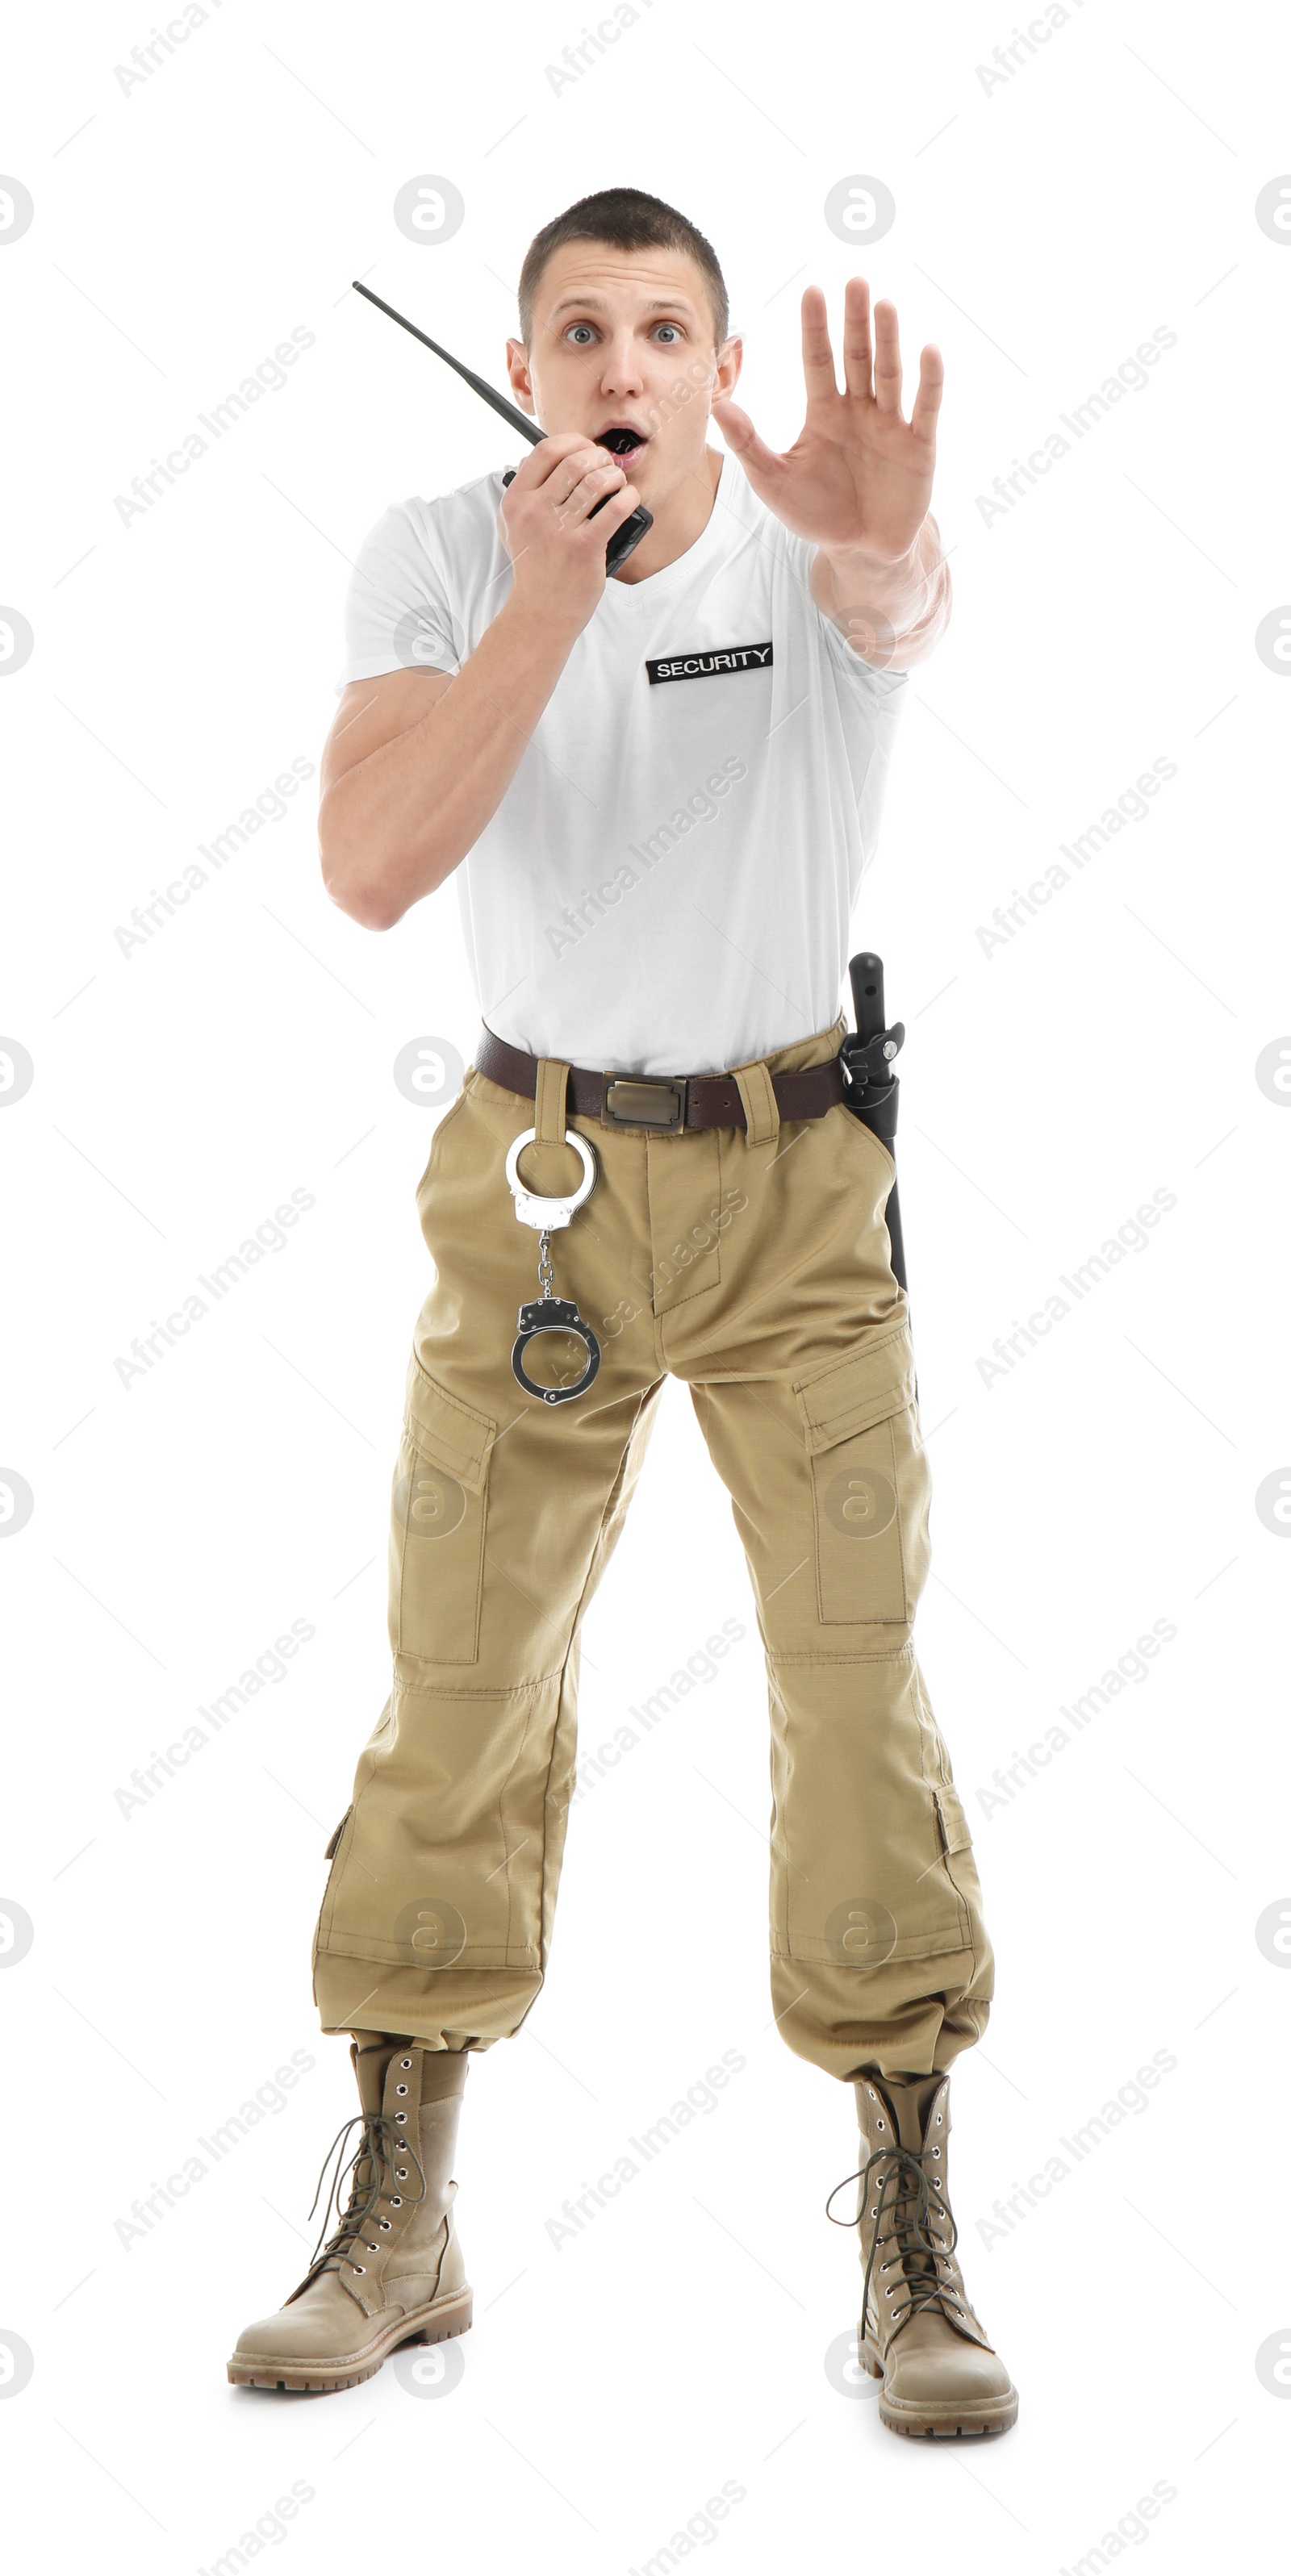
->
[595, 423, 648, 466]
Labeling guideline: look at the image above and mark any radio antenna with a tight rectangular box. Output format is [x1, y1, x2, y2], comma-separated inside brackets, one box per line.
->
[352, 280, 542, 445]
[349, 278, 654, 574]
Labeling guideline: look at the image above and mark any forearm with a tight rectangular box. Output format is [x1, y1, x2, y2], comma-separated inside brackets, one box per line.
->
[809, 511, 950, 672]
[320, 595, 581, 927]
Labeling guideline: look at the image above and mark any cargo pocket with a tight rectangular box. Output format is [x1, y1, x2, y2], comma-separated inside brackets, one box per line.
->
[930, 1777, 980, 1945]
[390, 1355, 497, 1668]
[794, 1321, 930, 1626]
[324, 1806, 353, 1861]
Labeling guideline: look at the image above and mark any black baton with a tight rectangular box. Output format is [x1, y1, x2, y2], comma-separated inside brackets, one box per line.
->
[351, 281, 654, 578]
[838, 951, 907, 1293]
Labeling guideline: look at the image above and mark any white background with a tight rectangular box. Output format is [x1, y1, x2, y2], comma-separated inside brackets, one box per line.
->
[2, 0, 1289, 2566]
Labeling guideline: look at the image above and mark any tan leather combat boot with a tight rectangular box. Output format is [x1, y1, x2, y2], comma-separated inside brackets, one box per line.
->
[828, 2069, 1018, 2437]
[228, 2035, 472, 2393]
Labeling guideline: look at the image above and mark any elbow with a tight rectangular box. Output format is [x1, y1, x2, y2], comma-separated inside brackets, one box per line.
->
[317, 784, 455, 926]
[318, 781, 408, 929]
[326, 871, 406, 933]
[319, 828, 407, 931]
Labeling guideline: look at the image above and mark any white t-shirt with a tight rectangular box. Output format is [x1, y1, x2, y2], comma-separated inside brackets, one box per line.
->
[336, 453, 909, 1077]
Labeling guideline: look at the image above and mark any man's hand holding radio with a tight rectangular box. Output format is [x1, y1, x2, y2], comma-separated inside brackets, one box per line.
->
[499, 433, 642, 632]
[319, 435, 642, 928]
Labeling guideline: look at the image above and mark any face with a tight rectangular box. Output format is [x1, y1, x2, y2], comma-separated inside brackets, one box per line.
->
[506, 243, 742, 508]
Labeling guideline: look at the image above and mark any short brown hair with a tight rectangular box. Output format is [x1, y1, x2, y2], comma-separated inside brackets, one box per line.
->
[518, 187, 729, 355]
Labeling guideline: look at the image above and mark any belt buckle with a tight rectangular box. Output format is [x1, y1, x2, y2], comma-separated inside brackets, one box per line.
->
[602, 1075, 687, 1130]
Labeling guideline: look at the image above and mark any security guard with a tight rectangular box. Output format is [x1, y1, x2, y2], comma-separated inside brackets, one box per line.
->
[230, 188, 1017, 2439]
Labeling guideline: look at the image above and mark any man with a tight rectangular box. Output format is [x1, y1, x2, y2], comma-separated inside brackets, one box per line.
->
[229, 187, 1017, 2439]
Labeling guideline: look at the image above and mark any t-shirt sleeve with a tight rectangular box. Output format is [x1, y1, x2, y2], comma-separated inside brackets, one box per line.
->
[800, 541, 911, 699]
[334, 499, 466, 695]
[817, 604, 910, 699]
[778, 523, 911, 702]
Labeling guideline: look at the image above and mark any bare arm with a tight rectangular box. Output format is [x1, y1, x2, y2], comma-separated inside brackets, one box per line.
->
[320, 607, 573, 930]
[808, 511, 951, 672]
[320, 432, 642, 930]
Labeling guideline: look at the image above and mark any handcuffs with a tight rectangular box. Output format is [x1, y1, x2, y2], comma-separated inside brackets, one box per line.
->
[504, 1127, 602, 1405]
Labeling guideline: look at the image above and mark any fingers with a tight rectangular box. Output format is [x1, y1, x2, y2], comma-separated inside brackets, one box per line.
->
[559, 462, 635, 530]
[505, 431, 601, 493]
[561, 462, 629, 525]
[524, 432, 615, 492]
[710, 395, 784, 480]
[594, 480, 643, 526]
[810, 282, 933, 424]
[909, 343, 945, 444]
[841, 277, 874, 401]
[524, 440, 626, 520]
[871, 297, 903, 415]
[800, 283, 840, 404]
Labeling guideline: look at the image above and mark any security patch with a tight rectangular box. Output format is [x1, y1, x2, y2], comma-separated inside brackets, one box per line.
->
[646, 642, 773, 686]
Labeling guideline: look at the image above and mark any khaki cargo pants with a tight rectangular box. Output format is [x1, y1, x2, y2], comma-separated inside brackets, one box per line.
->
[312, 1013, 994, 2081]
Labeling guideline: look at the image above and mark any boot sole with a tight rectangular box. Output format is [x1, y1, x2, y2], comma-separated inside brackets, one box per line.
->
[858, 2333, 1018, 2437]
[227, 2287, 473, 2394]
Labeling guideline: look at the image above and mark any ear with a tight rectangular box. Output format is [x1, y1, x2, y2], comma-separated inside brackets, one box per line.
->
[715, 333, 743, 402]
[504, 338, 537, 416]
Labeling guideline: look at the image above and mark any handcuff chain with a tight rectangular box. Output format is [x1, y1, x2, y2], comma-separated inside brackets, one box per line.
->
[503, 1125, 602, 1405]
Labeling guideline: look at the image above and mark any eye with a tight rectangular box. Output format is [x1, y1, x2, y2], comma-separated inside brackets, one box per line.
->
[654, 324, 682, 343]
[566, 323, 596, 345]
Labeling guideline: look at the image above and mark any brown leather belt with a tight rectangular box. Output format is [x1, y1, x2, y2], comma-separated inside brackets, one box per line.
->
[474, 1024, 846, 1134]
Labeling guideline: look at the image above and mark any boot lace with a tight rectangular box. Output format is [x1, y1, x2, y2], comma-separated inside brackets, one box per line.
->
[298, 2114, 428, 2294]
[825, 2140, 961, 2336]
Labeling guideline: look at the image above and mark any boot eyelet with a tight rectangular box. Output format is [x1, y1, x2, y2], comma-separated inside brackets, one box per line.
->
[396, 2169, 407, 2180]
[353, 2264, 366, 2273]
[395, 2110, 407, 2123]
[379, 2219, 391, 2231]
[400, 2058, 412, 2069]
[391, 2195, 402, 2207]
[396, 2083, 409, 2096]
[876, 2118, 885, 2131]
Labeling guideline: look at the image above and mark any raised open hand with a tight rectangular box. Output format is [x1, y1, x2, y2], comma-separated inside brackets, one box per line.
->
[712, 279, 942, 565]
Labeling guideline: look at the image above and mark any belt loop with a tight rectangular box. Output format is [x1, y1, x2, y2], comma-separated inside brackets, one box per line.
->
[534, 1056, 572, 1146]
[732, 1058, 780, 1146]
